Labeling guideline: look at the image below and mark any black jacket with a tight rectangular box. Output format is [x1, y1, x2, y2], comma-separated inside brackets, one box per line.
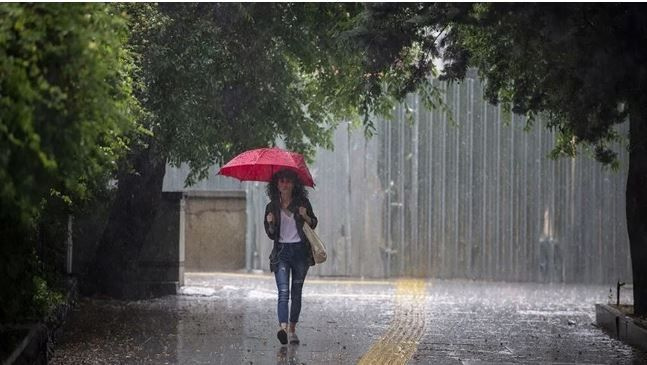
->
[264, 197, 318, 272]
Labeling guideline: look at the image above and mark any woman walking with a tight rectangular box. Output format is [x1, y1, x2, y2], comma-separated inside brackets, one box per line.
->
[264, 169, 318, 345]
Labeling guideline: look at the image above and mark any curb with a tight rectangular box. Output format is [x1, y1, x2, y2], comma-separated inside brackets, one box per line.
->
[2, 277, 78, 365]
[1, 324, 47, 365]
[595, 303, 647, 352]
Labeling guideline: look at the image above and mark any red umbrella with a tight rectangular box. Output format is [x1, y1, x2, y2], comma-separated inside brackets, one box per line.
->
[218, 147, 315, 187]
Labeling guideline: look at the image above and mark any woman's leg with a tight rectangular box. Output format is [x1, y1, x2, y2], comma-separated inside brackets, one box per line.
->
[287, 259, 308, 345]
[288, 258, 309, 324]
[274, 259, 292, 345]
[274, 261, 291, 326]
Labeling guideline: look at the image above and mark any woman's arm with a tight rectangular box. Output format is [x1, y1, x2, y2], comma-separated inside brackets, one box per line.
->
[264, 203, 278, 240]
[300, 198, 317, 229]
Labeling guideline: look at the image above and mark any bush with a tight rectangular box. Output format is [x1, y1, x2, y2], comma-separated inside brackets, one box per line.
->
[0, 3, 138, 323]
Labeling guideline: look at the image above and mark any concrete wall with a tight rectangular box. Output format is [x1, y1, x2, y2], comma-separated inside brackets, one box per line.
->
[73, 192, 183, 297]
[133, 192, 183, 296]
[183, 192, 246, 272]
[72, 202, 111, 277]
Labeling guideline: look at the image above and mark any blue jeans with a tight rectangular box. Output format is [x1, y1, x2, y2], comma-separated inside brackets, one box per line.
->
[274, 242, 310, 324]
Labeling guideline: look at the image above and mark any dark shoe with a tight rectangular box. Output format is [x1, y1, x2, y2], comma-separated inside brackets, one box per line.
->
[277, 328, 288, 345]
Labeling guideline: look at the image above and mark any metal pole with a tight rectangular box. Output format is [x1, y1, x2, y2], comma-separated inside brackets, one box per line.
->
[399, 105, 405, 276]
[66, 215, 73, 274]
[245, 183, 255, 272]
[179, 195, 186, 286]
[468, 79, 474, 278]
[428, 98, 434, 277]
[523, 116, 529, 281]
[454, 84, 460, 278]
[414, 95, 421, 275]
[441, 85, 447, 277]
[482, 92, 488, 278]
[386, 117, 392, 278]
[510, 109, 515, 280]
[496, 103, 501, 279]
[346, 122, 353, 275]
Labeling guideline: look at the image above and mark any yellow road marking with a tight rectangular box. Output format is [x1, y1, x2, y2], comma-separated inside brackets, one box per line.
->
[357, 279, 427, 365]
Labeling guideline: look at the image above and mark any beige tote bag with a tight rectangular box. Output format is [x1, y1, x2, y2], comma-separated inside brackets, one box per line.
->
[303, 223, 327, 264]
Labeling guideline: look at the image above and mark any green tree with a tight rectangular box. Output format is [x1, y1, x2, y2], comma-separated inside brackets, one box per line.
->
[349, 3, 647, 315]
[0, 3, 139, 322]
[89, 3, 373, 297]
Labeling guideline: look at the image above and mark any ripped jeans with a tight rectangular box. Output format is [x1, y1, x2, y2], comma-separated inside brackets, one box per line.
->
[274, 241, 310, 324]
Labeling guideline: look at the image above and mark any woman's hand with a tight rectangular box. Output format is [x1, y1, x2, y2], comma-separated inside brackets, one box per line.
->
[266, 212, 274, 223]
[299, 206, 312, 226]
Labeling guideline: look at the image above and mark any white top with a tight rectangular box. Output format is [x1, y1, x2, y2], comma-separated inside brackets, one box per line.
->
[279, 209, 301, 243]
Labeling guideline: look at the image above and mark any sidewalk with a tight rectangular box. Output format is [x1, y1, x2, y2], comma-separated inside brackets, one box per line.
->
[50, 273, 647, 364]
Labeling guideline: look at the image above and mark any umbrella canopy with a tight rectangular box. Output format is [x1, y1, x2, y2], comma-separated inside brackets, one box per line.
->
[218, 147, 315, 187]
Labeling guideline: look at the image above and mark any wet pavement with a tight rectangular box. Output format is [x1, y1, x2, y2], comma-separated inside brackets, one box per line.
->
[50, 272, 647, 364]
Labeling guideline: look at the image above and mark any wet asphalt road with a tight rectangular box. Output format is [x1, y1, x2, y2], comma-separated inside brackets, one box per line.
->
[50, 272, 647, 364]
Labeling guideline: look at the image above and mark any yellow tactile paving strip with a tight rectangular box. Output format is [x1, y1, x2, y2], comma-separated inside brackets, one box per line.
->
[357, 279, 427, 365]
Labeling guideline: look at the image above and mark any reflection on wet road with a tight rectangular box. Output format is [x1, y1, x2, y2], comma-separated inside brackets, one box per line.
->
[50, 272, 647, 364]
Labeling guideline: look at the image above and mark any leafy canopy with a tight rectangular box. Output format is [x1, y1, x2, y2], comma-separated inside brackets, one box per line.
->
[348, 3, 647, 166]
[124, 3, 378, 185]
[0, 3, 139, 226]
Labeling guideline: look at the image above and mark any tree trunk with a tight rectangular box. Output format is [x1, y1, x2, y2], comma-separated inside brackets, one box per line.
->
[88, 144, 166, 298]
[627, 98, 647, 316]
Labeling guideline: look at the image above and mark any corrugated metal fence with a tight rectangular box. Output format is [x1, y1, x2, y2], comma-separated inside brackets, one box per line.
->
[164, 75, 632, 285]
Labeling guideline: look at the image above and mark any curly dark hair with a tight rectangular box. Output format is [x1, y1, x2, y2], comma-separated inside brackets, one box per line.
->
[266, 169, 309, 202]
